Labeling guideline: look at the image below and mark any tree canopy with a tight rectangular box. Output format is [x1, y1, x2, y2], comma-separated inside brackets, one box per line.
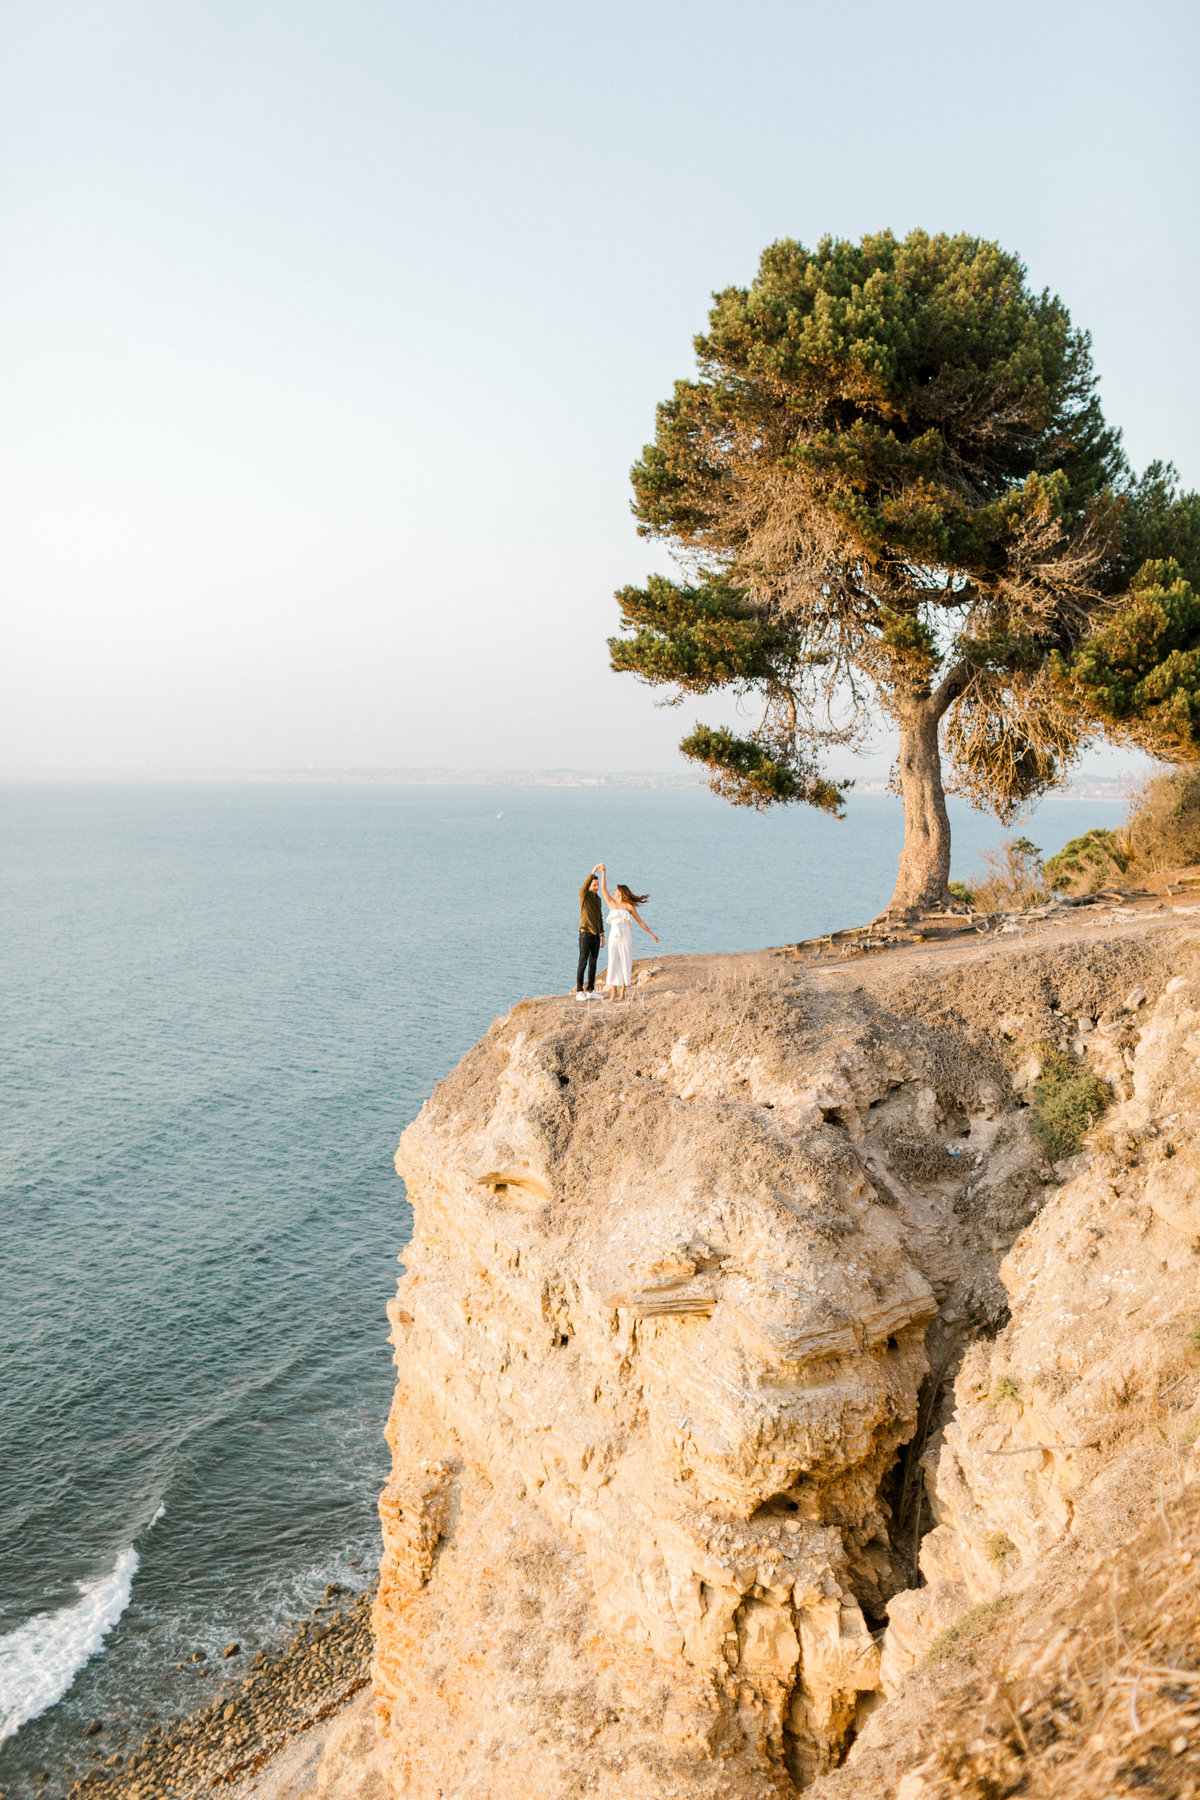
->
[610, 229, 1136, 912]
[1054, 468, 1200, 762]
[1055, 558, 1200, 760]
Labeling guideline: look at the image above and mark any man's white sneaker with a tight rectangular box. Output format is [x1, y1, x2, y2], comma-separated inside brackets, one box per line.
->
[575, 990, 587, 1002]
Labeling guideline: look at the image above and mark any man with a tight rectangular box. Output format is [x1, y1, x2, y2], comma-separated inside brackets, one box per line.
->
[575, 866, 604, 1000]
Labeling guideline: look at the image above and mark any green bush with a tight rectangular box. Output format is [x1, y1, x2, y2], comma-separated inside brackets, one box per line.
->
[948, 880, 974, 906]
[992, 1375, 1020, 1404]
[1030, 1045, 1111, 1160]
[1044, 827, 1129, 893]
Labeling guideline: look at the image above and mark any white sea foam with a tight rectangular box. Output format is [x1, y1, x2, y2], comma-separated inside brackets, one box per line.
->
[0, 1509, 163, 1742]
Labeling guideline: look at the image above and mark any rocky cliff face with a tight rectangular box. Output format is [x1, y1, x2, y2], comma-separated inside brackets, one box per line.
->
[875, 955, 1200, 1672]
[317, 925, 1199, 1800]
[804, 934, 1200, 1800]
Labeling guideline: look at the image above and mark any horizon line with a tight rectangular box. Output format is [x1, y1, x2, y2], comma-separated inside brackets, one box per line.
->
[0, 763, 1132, 797]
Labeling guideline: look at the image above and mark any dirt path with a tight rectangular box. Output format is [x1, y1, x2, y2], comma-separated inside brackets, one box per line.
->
[607, 871, 1200, 1002]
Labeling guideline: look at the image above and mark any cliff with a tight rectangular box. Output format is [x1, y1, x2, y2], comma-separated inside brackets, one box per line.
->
[313, 914, 1200, 1800]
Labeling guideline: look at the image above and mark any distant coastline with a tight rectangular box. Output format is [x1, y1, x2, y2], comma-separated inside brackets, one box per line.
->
[0, 767, 1133, 799]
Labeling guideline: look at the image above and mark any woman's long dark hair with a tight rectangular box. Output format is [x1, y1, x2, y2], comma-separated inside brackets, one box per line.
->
[615, 884, 649, 906]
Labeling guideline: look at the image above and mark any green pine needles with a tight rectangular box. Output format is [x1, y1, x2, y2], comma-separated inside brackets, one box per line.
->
[1054, 560, 1200, 761]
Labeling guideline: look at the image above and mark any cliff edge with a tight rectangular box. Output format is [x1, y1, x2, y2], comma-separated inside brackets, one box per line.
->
[315, 914, 1200, 1800]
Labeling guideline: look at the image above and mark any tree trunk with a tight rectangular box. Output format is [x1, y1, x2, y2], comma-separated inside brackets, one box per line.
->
[887, 698, 953, 916]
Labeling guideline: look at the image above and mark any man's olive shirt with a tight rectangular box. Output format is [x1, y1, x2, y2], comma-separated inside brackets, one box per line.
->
[579, 876, 603, 936]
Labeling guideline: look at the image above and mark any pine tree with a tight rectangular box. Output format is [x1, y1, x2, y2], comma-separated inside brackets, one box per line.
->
[610, 230, 1128, 913]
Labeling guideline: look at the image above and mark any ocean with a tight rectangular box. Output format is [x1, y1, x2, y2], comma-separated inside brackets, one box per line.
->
[0, 780, 1124, 1795]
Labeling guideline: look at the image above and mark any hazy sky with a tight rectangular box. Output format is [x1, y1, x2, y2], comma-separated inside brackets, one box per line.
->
[2, 0, 1197, 776]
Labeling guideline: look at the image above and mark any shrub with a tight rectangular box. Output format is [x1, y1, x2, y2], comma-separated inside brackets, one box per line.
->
[1044, 827, 1129, 893]
[967, 837, 1048, 912]
[1030, 1045, 1111, 1160]
[988, 1532, 1017, 1563]
[1123, 766, 1200, 873]
[948, 880, 974, 907]
[992, 1375, 1021, 1404]
[927, 1597, 1011, 1663]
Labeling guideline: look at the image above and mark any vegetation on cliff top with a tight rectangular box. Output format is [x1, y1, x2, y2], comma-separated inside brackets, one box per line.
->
[966, 836, 1050, 911]
[955, 766, 1200, 910]
[1124, 764, 1200, 871]
[1043, 827, 1128, 892]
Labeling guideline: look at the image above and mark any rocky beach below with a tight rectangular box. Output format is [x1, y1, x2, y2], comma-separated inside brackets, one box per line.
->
[30, 1588, 375, 1800]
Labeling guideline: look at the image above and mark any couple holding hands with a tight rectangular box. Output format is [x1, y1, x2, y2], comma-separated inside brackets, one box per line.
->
[575, 864, 658, 1002]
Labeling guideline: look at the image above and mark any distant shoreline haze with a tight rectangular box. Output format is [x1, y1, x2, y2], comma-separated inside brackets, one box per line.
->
[0, 768, 1136, 799]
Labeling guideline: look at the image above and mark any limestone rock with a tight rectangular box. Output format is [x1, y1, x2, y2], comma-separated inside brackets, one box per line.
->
[877, 949, 1200, 1681]
[325, 930, 1196, 1800]
[353, 971, 1044, 1797]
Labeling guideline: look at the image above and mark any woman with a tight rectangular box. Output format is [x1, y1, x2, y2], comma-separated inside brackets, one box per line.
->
[596, 863, 658, 1001]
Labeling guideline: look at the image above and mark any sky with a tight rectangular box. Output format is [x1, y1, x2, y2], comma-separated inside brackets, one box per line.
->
[1, 0, 1197, 777]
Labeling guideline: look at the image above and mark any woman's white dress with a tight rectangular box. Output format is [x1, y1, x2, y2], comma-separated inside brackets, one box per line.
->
[605, 908, 634, 987]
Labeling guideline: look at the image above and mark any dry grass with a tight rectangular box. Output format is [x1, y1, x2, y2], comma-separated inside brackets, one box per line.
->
[882, 932, 1176, 1047]
[927, 1598, 1012, 1664]
[963, 769, 1200, 906]
[1124, 767, 1200, 874]
[963, 836, 1050, 912]
[892, 1470, 1200, 1800]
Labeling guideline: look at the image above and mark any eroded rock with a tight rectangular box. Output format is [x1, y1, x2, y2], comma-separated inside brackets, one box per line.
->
[352, 968, 1056, 1798]
[310, 929, 1197, 1800]
[877, 941, 1200, 1694]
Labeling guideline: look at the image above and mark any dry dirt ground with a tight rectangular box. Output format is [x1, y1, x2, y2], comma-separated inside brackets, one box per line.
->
[627, 863, 1200, 1003]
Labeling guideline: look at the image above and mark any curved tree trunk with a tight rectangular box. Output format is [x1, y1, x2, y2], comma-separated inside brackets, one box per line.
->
[887, 696, 954, 916]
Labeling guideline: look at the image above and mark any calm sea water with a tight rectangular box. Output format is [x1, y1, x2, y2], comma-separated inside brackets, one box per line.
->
[0, 781, 1123, 1793]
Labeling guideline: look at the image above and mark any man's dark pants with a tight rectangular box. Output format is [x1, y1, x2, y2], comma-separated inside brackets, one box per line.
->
[576, 931, 601, 992]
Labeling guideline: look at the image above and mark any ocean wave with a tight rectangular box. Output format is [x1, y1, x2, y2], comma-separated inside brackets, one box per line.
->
[0, 1509, 163, 1742]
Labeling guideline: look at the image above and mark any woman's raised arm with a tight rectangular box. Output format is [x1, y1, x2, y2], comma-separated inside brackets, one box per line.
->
[629, 905, 658, 943]
[598, 864, 615, 909]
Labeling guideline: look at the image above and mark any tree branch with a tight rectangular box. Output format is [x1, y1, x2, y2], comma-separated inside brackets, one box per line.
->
[931, 658, 973, 719]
